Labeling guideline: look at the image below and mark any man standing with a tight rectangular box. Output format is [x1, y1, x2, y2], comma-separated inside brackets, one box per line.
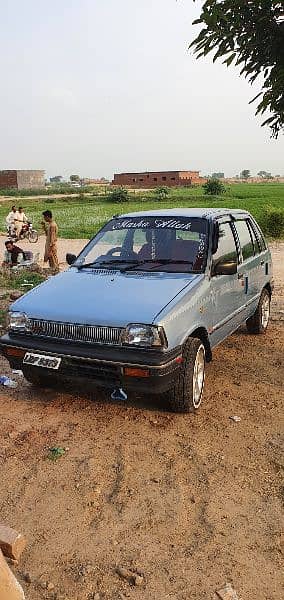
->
[5, 206, 17, 236]
[14, 206, 28, 238]
[2, 241, 25, 267]
[42, 210, 59, 273]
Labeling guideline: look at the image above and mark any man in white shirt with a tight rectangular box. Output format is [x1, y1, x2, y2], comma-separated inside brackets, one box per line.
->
[5, 206, 17, 236]
[14, 206, 28, 238]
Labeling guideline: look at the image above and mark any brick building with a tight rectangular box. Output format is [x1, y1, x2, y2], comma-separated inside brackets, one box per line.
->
[112, 170, 205, 188]
[0, 170, 45, 190]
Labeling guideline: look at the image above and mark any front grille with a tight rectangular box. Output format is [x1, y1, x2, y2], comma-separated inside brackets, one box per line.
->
[28, 319, 124, 346]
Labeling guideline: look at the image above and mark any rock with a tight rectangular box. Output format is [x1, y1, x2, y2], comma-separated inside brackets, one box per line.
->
[0, 524, 26, 561]
[9, 291, 24, 301]
[47, 582, 55, 591]
[216, 583, 239, 600]
[229, 416, 241, 423]
[134, 574, 144, 587]
[23, 572, 32, 583]
[116, 566, 133, 583]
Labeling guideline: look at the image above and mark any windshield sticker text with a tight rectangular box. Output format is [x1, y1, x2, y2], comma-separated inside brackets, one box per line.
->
[112, 218, 192, 231]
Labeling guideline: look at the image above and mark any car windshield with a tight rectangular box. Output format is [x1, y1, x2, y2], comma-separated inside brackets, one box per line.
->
[74, 216, 209, 273]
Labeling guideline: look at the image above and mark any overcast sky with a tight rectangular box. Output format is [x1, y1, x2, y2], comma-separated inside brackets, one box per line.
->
[0, 0, 283, 179]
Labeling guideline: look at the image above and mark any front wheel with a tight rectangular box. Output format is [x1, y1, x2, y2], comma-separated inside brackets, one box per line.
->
[246, 288, 270, 334]
[166, 338, 206, 413]
[28, 229, 38, 243]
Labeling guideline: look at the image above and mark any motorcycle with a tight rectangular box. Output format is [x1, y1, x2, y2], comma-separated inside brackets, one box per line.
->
[7, 222, 39, 244]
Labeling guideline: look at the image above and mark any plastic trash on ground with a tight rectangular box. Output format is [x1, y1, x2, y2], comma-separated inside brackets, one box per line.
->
[111, 387, 128, 401]
[0, 376, 18, 388]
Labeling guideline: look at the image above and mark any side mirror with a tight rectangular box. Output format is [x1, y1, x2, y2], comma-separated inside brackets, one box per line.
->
[213, 259, 237, 276]
[66, 253, 76, 265]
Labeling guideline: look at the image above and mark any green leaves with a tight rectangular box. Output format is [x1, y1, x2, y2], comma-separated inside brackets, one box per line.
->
[48, 446, 66, 461]
[190, 1, 284, 137]
[203, 178, 225, 196]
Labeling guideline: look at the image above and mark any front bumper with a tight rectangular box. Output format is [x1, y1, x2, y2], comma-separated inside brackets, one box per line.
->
[0, 334, 182, 394]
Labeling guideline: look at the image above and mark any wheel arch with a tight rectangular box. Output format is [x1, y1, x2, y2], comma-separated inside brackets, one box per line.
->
[184, 326, 212, 362]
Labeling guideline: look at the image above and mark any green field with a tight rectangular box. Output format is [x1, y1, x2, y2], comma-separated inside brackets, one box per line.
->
[0, 183, 283, 240]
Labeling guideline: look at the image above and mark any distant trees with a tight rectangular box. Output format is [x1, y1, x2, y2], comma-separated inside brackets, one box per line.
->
[257, 170, 273, 179]
[211, 172, 224, 179]
[70, 175, 80, 182]
[49, 176, 63, 183]
[203, 178, 225, 195]
[240, 169, 251, 179]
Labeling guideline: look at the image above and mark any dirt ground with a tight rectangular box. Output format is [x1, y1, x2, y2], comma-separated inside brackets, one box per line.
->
[0, 241, 283, 600]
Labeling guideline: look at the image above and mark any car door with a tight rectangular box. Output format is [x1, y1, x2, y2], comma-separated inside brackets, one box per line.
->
[232, 218, 260, 320]
[209, 219, 243, 347]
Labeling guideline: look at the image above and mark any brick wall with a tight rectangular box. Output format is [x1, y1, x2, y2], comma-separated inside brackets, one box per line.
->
[0, 171, 18, 189]
[16, 170, 45, 189]
[0, 170, 45, 190]
[112, 171, 204, 188]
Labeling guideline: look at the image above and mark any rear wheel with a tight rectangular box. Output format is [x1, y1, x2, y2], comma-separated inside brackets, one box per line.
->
[166, 338, 206, 413]
[22, 366, 58, 388]
[28, 229, 38, 243]
[246, 288, 270, 334]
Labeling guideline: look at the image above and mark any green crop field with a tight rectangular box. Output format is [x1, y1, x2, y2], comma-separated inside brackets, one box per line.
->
[0, 183, 283, 240]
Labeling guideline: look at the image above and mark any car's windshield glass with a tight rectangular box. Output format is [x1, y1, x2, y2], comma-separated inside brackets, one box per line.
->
[74, 216, 208, 273]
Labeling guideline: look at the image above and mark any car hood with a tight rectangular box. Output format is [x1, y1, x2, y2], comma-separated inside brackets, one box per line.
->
[11, 267, 202, 327]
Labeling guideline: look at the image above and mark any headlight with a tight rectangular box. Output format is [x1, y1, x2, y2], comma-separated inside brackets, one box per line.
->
[122, 324, 167, 348]
[8, 312, 30, 332]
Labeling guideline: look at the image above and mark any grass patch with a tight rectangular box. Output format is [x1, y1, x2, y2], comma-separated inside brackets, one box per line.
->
[0, 183, 283, 239]
[0, 270, 46, 291]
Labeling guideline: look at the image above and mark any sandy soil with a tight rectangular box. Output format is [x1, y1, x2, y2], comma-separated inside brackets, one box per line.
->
[0, 241, 283, 600]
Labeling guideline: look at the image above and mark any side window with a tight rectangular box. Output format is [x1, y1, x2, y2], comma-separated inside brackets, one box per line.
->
[247, 220, 260, 254]
[213, 222, 238, 269]
[251, 220, 267, 252]
[234, 220, 254, 260]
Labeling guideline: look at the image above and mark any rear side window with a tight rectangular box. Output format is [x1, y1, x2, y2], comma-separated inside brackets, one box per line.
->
[247, 220, 260, 254]
[234, 220, 254, 260]
[213, 222, 238, 267]
[251, 220, 267, 252]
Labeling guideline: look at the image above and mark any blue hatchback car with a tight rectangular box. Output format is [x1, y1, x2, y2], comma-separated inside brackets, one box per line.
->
[1, 208, 273, 412]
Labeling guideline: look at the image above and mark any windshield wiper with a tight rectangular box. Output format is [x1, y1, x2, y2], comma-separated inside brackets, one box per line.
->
[121, 259, 194, 272]
[77, 259, 139, 270]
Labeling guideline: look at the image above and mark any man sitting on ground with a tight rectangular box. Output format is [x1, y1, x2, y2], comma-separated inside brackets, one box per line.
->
[2, 241, 25, 268]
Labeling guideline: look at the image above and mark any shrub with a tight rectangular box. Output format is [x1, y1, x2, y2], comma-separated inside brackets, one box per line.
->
[260, 207, 284, 238]
[203, 178, 225, 196]
[155, 186, 170, 201]
[107, 187, 129, 203]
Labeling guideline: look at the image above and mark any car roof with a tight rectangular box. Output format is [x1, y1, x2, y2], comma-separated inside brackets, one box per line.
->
[118, 207, 251, 219]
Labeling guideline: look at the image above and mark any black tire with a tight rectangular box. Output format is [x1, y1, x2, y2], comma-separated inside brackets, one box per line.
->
[28, 229, 38, 243]
[165, 338, 206, 413]
[22, 366, 58, 388]
[246, 288, 270, 334]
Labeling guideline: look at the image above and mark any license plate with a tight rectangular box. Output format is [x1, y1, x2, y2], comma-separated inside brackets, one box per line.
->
[23, 352, 61, 370]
